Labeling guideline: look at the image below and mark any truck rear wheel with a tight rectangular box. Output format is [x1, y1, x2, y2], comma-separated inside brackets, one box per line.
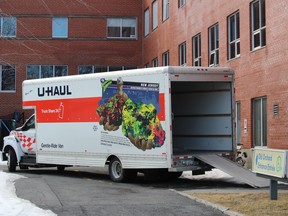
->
[109, 158, 137, 182]
[8, 149, 17, 172]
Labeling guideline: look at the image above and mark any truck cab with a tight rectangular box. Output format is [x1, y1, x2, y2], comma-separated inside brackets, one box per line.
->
[2, 114, 36, 171]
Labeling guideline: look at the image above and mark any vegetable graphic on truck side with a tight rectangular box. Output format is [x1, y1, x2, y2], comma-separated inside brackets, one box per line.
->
[97, 77, 165, 150]
[1, 66, 235, 182]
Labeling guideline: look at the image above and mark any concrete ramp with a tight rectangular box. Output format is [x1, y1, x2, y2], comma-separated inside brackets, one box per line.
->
[194, 153, 269, 188]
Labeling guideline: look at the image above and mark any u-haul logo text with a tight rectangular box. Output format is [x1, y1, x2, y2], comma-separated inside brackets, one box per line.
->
[38, 85, 72, 97]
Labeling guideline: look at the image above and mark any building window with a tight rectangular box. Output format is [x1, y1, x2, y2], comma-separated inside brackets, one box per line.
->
[0, 17, 16, 37]
[0, 65, 15, 92]
[144, 9, 150, 37]
[236, 102, 241, 145]
[152, 58, 158, 67]
[124, 66, 137, 70]
[252, 97, 267, 147]
[228, 11, 240, 59]
[192, 33, 201, 66]
[162, 0, 169, 21]
[208, 23, 219, 66]
[96, 66, 108, 73]
[107, 18, 137, 39]
[152, 0, 158, 30]
[26, 65, 68, 79]
[109, 66, 123, 72]
[251, 0, 266, 50]
[78, 66, 136, 74]
[178, 0, 186, 7]
[162, 51, 169, 66]
[144, 63, 149, 68]
[78, 66, 94, 74]
[52, 17, 68, 38]
[179, 42, 186, 66]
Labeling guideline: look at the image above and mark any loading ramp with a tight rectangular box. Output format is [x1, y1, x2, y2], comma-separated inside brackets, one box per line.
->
[194, 153, 269, 188]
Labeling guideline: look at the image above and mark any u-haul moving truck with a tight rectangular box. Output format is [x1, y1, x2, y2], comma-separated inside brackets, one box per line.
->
[2, 66, 235, 182]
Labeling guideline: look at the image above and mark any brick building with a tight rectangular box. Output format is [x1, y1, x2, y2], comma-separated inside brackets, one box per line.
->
[1, 0, 288, 151]
[143, 0, 288, 152]
[0, 0, 142, 119]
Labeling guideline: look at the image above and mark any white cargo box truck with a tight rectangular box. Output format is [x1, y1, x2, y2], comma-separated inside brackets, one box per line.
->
[2, 66, 235, 182]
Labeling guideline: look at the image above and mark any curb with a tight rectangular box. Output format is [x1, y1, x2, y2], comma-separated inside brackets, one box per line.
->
[171, 189, 243, 216]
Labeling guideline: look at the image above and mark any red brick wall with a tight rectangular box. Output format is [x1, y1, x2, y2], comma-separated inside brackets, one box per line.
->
[2, 0, 288, 150]
[17, 17, 51, 38]
[143, 0, 288, 149]
[69, 18, 106, 38]
[0, 0, 142, 118]
[1, 0, 141, 16]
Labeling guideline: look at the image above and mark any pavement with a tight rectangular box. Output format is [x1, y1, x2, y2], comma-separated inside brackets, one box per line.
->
[2, 163, 288, 216]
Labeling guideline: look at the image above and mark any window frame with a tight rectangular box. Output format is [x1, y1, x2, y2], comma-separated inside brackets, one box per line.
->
[144, 9, 150, 37]
[178, 0, 186, 8]
[208, 23, 219, 66]
[0, 65, 16, 92]
[162, 0, 169, 21]
[52, 17, 68, 38]
[251, 0, 266, 50]
[252, 97, 267, 147]
[152, 0, 158, 30]
[236, 101, 241, 145]
[179, 42, 186, 66]
[192, 33, 201, 66]
[162, 51, 169, 66]
[107, 17, 137, 39]
[228, 11, 240, 60]
[26, 65, 68, 80]
[152, 58, 158, 67]
[0, 16, 16, 37]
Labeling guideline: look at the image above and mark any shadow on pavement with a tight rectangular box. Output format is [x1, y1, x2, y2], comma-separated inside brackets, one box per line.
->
[1, 165, 259, 191]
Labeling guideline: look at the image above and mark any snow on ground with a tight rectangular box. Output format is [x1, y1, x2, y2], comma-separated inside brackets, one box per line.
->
[0, 159, 243, 216]
[182, 169, 246, 185]
[0, 161, 56, 216]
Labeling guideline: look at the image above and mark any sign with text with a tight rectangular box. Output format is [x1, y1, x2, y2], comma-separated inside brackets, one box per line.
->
[252, 148, 288, 178]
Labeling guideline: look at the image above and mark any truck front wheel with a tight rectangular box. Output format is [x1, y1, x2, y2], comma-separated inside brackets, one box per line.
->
[7, 149, 17, 172]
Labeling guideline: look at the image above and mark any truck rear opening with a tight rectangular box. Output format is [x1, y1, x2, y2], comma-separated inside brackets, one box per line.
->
[171, 81, 233, 155]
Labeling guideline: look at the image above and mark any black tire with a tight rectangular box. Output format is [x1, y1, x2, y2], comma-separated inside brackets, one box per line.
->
[109, 158, 136, 182]
[7, 149, 17, 172]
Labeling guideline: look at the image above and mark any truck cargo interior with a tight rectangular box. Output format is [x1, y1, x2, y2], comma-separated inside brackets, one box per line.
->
[171, 81, 233, 154]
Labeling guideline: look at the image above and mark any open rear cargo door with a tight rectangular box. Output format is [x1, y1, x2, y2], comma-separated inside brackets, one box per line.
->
[171, 81, 233, 153]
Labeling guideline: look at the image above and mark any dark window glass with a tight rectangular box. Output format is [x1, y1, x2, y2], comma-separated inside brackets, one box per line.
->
[1, 65, 15, 91]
